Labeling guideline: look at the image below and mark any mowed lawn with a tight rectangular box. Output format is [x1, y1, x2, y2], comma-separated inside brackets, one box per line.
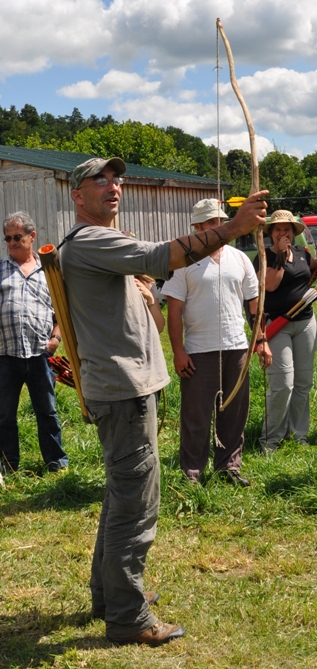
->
[2, 315, 317, 669]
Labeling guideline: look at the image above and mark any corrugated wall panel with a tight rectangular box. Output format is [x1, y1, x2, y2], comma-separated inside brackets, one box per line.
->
[34, 178, 47, 250]
[164, 188, 171, 239]
[116, 185, 219, 242]
[0, 161, 222, 257]
[44, 178, 58, 247]
[0, 182, 5, 257]
[63, 181, 75, 235]
[24, 179, 37, 223]
[55, 179, 65, 244]
[138, 185, 146, 239]
[55, 178, 75, 244]
[5, 180, 15, 214]
[15, 180, 26, 211]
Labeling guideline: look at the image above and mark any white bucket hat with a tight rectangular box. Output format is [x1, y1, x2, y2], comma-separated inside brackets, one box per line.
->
[191, 199, 228, 225]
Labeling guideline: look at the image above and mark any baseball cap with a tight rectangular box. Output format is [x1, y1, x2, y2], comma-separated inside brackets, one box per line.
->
[70, 156, 126, 190]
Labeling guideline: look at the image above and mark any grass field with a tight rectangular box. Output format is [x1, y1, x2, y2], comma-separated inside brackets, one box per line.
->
[2, 318, 317, 669]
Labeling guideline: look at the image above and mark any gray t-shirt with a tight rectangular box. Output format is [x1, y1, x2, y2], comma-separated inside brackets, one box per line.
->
[60, 224, 170, 401]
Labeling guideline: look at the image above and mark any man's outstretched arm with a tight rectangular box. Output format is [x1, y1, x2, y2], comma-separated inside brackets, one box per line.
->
[168, 190, 268, 270]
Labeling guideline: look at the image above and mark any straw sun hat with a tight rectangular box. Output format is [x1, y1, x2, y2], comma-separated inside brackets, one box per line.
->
[263, 210, 304, 236]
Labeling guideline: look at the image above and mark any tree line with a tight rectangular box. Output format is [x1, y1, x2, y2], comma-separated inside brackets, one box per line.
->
[1, 103, 317, 215]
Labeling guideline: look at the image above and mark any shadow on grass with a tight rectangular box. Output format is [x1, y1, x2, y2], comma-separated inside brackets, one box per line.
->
[0, 470, 105, 516]
[308, 427, 317, 444]
[264, 471, 317, 514]
[265, 471, 316, 494]
[0, 610, 107, 669]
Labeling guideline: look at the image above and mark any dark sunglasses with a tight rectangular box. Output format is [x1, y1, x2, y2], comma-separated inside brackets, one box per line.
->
[4, 234, 27, 243]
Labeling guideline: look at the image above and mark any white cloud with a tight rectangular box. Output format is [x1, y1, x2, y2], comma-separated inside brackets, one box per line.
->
[0, 57, 50, 79]
[0, 0, 112, 76]
[203, 132, 275, 159]
[288, 147, 304, 160]
[111, 95, 218, 135]
[84, 68, 316, 155]
[218, 68, 317, 136]
[1, 0, 317, 77]
[106, 0, 317, 70]
[1, 0, 317, 157]
[58, 70, 160, 99]
[179, 90, 197, 101]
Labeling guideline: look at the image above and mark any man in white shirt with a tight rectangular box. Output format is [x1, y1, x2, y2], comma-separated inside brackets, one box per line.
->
[163, 199, 272, 485]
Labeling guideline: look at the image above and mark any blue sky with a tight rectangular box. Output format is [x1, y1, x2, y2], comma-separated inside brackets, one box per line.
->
[0, 0, 317, 160]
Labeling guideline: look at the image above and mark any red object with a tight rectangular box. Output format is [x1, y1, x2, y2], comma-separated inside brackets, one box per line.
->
[47, 355, 75, 388]
[265, 316, 289, 340]
[254, 316, 289, 352]
[302, 215, 317, 226]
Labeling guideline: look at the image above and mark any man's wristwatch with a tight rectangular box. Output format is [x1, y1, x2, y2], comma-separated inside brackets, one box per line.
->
[50, 334, 62, 342]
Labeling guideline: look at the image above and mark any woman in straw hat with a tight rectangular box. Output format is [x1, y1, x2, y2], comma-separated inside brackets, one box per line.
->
[254, 209, 317, 453]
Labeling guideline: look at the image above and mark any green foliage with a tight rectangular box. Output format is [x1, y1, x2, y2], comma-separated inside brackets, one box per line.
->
[222, 149, 253, 215]
[59, 121, 198, 173]
[225, 149, 252, 197]
[223, 148, 317, 214]
[19, 103, 40, 127]
[297, 153, 317, 212]
[166, 126, 211, 176]
[301, 151, 317, 179]
[226, 148, 251, 179]
[207, 143, 230, 181]
[0, 104, 117, 147]
[1, 102, 317, 209]
[259, 151, 307, 213]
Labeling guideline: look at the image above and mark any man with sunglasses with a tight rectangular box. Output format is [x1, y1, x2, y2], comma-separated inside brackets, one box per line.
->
[61, 156, 268, 647]
[0, 211, 68, 475]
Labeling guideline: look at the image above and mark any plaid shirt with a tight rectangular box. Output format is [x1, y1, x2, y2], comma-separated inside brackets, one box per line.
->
[0, 254, 54, 358]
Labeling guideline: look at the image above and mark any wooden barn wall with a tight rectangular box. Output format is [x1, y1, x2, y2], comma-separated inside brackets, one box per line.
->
[0, 161, 76, 257]
[0, 159, 221, 257]
[119, 183, 220, 241]
[55, 176, 76, 244]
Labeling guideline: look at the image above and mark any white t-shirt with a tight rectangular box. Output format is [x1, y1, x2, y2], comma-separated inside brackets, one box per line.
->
[162, 245, 258, 353]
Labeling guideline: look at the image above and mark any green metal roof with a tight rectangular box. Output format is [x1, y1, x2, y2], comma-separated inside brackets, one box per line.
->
[0, 144, 230, 186]
[0, 145, 94, 173]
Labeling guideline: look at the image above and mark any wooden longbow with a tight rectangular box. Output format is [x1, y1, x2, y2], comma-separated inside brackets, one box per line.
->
[216, 18, 267, 411]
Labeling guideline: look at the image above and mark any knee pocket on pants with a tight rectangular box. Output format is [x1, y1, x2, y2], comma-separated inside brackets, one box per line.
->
[107, 444, 159, 519]
[109, 443, 156, 480]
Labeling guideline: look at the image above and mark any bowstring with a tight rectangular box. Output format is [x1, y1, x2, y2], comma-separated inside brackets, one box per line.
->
[213, 22, 225, 450]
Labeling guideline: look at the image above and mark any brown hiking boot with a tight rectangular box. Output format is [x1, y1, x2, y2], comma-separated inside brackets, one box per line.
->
[145, 590, 160, 605]
[106, 620, 185, 646]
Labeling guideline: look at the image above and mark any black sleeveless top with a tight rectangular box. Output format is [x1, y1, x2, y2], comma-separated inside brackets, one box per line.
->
[253, 245, 312, 321]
